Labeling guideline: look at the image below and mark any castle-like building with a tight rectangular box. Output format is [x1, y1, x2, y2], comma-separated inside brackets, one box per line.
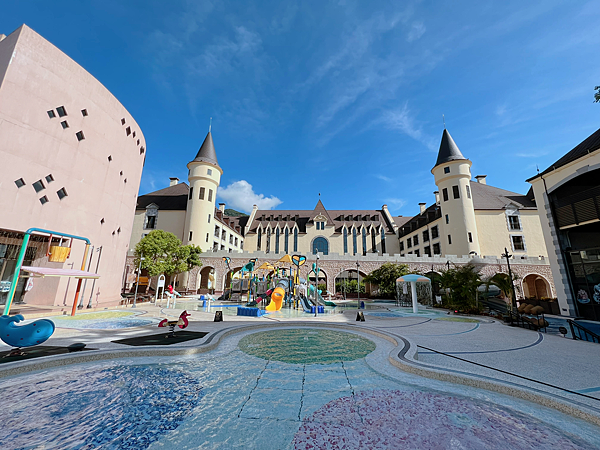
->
[127, 128, 552, 298]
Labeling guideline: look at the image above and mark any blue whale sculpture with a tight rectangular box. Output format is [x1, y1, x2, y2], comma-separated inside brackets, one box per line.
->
[0, 315, 55, 348]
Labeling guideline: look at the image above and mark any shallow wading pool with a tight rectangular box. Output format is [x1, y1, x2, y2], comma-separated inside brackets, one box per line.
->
[1, 328, 599, 449]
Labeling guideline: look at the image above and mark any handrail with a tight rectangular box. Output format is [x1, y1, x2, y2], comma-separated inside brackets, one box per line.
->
[567, 319, 600, 344]
[3, 228, 91, 316]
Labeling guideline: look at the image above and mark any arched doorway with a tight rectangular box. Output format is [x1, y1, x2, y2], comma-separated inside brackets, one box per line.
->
[199, 266, 215, 294]
[522, 274, 551, 299]
[224, 266, 243, 290]
[334, 269, 368, 298]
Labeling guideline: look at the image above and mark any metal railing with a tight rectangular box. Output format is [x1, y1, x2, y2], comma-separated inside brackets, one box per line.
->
[567, 320, 600, 343]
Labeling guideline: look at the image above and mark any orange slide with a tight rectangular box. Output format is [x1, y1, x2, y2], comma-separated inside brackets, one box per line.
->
[265, 287, 285, 311]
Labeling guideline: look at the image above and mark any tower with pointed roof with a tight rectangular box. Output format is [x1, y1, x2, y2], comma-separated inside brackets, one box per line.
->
[183, 130, 223, 250]
[431, 129, 481, 257]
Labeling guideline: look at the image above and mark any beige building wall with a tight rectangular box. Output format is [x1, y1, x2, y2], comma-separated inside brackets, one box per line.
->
[400, 218, 444, 257]
[128, 210, 186, 254]
[0, 25, 145, 309]
[475, 210, 548, 258]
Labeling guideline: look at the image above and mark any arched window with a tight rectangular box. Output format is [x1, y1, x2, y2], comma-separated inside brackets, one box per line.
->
[343, 227, 348, 254]
[257, 228, 262, 250]
[381, 228, 386, 254]
[266, 228, 271, 253]
[352, 228, 357, 255]
[284, 228, 289, 254]
[275, 228, 280, 254]
[293, 228, 298, 252]
[312, 237, 329, 255]
[362, 228, 367, 256]
[371, 229, 377, 253]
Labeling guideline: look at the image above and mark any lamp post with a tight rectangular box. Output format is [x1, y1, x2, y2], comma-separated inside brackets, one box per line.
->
[356, 260, 361, 310]
[501, 247, 517, 312]
[133, 253, 144, 308]
[315, 252, 320, 317]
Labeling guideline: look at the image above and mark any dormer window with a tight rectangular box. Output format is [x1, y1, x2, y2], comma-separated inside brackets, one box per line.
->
[144, 204, 158, 229]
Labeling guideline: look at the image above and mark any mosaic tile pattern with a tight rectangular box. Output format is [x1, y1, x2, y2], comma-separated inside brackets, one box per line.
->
[238, 329, 376, 364]
[0, 365, 203, 449]
[293, 390, 592, 449]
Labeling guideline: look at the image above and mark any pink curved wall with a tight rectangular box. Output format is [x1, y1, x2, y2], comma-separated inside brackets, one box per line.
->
[0, 25, 145, 309]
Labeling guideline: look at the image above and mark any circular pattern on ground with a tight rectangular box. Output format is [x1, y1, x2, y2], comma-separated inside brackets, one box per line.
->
[293, 389, 591, 449]
[0, 365, 203, 449]
[238, 329, 376, 364]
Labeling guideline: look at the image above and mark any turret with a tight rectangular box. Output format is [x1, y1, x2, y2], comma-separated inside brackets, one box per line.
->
[183, 131, 222, 250]
[431, 129, 481, 257]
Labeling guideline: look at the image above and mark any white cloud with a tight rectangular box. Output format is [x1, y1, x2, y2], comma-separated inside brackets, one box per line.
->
[218, 180, 282, 213]
[384, 198, 407, 212]
[380, 102, 436, 150]
[375, 174, 393, 182]
[407, 22, 426, 42]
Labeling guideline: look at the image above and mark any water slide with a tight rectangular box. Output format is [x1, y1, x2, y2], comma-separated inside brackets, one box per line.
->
[299, 296, 313, 313]
[265, 287, 285, 311]
[308, 285, 326, 306]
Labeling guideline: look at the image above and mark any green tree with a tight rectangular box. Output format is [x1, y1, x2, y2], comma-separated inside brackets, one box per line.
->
[595, 86, 600, 103]
[134, 230, 202, 277]
[439, 263, 482, 310]
[364, 263, 410, 297]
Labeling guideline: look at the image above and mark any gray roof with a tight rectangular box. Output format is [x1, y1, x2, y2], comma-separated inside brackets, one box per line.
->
[527, 127, 600, 181]
[137, 183, 189, 211]
[192, 131, 220, 168]
[434, 129, 467, 168]
[469, 181, 536, 210]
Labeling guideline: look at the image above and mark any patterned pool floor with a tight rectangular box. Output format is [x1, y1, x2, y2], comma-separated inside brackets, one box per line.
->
[0, 328, 599, 449]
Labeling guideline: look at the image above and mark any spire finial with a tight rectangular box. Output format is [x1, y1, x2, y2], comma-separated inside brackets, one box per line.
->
[442, 114, 446, 129]
[209, 117, 212, 133]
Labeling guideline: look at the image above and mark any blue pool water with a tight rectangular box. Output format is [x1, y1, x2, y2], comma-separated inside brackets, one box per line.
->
[0, 328, 598, 449]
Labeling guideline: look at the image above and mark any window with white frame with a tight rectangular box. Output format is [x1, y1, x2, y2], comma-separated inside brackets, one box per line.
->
[505, 206, 522, 231]
[511, 235, 526, 251]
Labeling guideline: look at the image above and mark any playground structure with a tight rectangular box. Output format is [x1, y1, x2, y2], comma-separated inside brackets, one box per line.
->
[225, 253, 342, 317]
[158, 310, 191, 338]
[2, 228, 100, 318]
[0, 227, 103, 355]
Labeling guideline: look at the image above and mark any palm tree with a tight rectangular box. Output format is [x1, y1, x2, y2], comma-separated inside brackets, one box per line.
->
[484, 273, 519, 312]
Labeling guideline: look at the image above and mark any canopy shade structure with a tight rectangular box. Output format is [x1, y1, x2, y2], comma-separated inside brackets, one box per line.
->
[396, 274, 430, 313]
[257, 262, 275, 271]
[277, 254, 293, 265]
[396, 274, 431, 283]
[20, 266, 100, 279]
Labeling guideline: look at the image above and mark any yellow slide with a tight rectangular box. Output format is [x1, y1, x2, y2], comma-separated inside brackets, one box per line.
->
[265, 287, 285, 311]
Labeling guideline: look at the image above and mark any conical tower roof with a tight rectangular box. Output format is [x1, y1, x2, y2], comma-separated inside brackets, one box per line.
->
[192, 131, 221, 169]
[434, 129, 467, 168]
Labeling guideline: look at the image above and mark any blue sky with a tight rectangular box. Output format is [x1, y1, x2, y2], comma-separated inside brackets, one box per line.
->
[2, 1, 599, 216]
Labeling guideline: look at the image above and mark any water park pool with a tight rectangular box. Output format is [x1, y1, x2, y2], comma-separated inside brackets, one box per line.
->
[41, 311, 156, 329]
[1, 327, 599, 449]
